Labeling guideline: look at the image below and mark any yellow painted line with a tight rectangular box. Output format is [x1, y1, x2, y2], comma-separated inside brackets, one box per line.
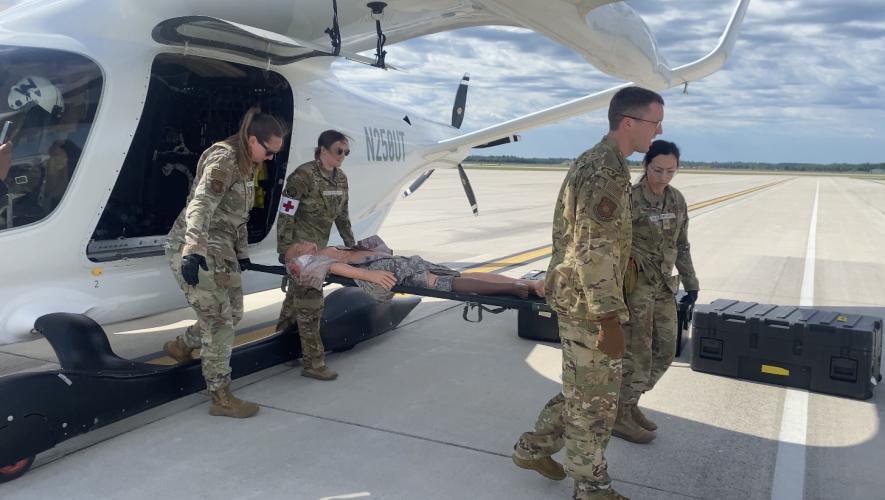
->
[145, 324, 278, 365]
[687, 179, 787, 211]
[464, 246, 553, 274]
[469, 179, 789, 275]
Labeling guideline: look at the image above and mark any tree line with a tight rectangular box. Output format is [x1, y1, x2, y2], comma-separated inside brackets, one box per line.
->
[465, 155, 885, 173]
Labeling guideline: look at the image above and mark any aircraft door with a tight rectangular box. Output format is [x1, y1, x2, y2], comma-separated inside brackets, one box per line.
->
[87, 54, 293, 262]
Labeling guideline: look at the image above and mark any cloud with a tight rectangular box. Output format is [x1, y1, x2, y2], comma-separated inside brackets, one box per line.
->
[345, 0, 885, 163]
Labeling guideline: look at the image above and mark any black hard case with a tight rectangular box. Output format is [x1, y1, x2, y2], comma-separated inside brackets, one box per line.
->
[691, 299, 883, 399]
[517, 294, 692, 355]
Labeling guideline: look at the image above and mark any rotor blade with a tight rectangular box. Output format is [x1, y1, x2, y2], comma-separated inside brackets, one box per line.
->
[402, 169, 435, 198]
[451, 73, 470, 129]
[474, 134, 520, 149]
[457, 163, 478, 216]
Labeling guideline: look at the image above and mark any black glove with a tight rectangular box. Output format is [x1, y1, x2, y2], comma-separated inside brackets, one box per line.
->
[681, 290, 699, 305]
[181, 254, 208, 286]
[238, 258, 252, 272]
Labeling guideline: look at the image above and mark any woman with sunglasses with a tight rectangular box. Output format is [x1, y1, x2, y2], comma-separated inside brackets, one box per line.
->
[276, 129, 355, 381]
[162, 107, 287, 418]
[613, 139, 699, 443]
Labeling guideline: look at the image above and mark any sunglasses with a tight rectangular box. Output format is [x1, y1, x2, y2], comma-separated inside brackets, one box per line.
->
[259, 140, 281, 160]
[329, 146, 350, 157]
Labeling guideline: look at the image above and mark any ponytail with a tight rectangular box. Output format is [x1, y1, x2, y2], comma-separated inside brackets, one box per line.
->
[314, 129, 349, 160]
[234, 106, 289, 167]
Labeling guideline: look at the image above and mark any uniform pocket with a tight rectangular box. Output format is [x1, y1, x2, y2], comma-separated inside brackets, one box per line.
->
[623, 256, 639, 295]
[546, 264, 584, 316]
[207, 250, 242, 289]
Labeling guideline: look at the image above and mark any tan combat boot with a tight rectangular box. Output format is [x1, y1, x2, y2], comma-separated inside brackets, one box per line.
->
[163, 336, 195, 364]
[632, 404, 657, 431]
[301, 365, 338, 381]
[208, 382, 259, 418]
[612, 403, 656, 444]
[511, 453, 566, 481]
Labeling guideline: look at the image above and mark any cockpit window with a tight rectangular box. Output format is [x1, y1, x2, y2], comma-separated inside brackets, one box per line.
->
[0, 46, 102, 231]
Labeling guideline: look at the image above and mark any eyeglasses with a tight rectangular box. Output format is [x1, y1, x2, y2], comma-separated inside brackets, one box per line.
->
[622, 114, 663, 128]
[259, 140, 281, 160]
[330, 146, 350, 157]
[648, 165, 677, 176]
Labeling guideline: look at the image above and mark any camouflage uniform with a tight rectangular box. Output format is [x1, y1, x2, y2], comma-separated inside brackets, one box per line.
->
[620, 177, 698, 405]
[514, 136, 632, 495]
[276, 160, 354, 369]
[166, 140, 255, 391]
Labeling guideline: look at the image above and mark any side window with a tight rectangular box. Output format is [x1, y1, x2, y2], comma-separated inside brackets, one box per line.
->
[0, 46, 103, 231]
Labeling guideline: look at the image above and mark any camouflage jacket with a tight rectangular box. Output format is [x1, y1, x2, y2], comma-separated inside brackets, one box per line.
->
[545, 136, 632, 327]
[167, 139, 255, 263]
[277, 160, 355, 254]
[630, 178, 699, 292]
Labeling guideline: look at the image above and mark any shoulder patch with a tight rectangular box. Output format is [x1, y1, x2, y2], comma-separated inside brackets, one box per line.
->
[602, 179, 623, 199]
[594, 196, 618, 221]
[210, 179, 225, 194]
[279, 196, 299, 215]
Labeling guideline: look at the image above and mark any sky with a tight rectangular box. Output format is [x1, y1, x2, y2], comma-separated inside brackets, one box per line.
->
[1, 0, 882, 164]
[332, 0, 885, 164]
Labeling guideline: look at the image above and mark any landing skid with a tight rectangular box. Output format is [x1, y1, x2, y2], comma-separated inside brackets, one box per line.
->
[0, 287, 420, 475]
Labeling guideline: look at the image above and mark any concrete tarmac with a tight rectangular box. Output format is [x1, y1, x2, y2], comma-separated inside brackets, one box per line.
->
[1, 169, 883, 499]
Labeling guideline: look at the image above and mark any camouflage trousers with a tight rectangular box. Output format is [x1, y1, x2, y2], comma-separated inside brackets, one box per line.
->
[619, 272, 678, 406]
[277, 282, 326, 369]
[514, 317, 622, 491]
[167, 247, 243, 392]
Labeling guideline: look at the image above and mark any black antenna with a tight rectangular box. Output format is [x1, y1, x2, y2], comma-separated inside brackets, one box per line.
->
[367, 2, 387, 68]
[324, 0, 342, 55]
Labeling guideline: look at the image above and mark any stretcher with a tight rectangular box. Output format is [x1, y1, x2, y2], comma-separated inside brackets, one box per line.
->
[248, 264, 694, 348]
[246, 262, 554, 324]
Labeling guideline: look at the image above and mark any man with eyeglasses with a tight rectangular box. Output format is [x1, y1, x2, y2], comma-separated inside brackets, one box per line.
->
[511, 86, 664, 500]
[276, 129, 355, 381]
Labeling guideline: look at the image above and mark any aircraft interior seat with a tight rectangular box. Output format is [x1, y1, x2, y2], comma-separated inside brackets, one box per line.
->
[2, 161, 46, 227]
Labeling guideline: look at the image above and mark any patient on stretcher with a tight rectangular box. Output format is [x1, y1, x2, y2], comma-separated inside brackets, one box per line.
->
[285, 235, 545, 302]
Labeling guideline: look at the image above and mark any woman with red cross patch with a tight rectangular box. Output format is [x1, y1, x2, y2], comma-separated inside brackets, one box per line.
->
[275, 130, 355, 381]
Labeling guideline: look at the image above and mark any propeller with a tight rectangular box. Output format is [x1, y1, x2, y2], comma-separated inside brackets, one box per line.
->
[474, 134, 520, 149]
[457, 163, 478, 216]
[403, 73, 478, 215]
[401, 169, 435, 198]
[402, 166, 477, 216]
[451, 73, 469, 129]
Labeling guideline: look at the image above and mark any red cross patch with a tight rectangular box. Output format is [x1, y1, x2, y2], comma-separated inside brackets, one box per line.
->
[279, 196, 299, 215]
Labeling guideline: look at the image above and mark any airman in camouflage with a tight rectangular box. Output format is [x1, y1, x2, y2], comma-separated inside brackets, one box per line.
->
[512, 87, 665, 500]
[615, 140, 698, 443]
[276, 130, 355, 381]
[163, 108, 287, 418]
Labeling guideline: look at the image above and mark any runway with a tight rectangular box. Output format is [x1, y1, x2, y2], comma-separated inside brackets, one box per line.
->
[1, 169, 883, 499]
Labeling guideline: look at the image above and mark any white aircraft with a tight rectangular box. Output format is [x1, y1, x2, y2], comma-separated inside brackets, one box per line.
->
[0, 0, 749, 345]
